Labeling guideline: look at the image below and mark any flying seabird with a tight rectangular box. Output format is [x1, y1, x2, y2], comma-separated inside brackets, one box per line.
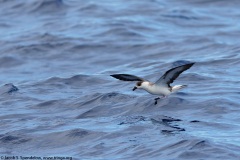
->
[111, 63, 195, 105]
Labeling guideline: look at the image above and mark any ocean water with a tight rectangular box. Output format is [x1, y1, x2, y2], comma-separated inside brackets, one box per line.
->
[0, 0, 240, 159]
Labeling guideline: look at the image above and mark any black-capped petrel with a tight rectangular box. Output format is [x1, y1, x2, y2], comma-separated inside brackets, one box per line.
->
[111, 63, 195, 105]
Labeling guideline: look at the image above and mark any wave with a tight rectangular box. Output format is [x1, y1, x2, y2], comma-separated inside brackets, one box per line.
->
[0, 83, 18, 95]
[0, 56, 23, 68]
[29, 0, 67, 14]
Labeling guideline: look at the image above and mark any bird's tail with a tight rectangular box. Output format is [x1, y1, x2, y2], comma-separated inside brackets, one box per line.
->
[171, 85, 187, 92]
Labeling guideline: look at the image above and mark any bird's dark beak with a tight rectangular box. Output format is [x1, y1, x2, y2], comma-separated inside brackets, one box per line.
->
[132, 86, 137, 91]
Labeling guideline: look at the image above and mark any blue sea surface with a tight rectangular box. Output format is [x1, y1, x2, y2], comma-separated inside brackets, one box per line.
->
[0, 0, 240, 159]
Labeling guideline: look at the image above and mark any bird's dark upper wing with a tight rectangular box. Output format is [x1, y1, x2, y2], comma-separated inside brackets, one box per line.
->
[155, 63, 195, 87]
[110, 74, 144, 81]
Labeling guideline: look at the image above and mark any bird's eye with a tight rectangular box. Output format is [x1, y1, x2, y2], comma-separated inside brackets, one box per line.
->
[137, 82, 142, 86]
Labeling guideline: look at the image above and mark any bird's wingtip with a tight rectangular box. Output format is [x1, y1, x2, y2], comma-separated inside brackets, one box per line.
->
[187, 62, 195, 67]
[110, 74, 122, 80]
[110, 74, 116, 78]
[110, 74, 119, 77]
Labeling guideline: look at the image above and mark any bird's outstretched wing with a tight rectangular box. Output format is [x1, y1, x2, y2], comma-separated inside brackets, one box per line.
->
[110, 74, 144, 81]
[155, 63, 195, 87]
